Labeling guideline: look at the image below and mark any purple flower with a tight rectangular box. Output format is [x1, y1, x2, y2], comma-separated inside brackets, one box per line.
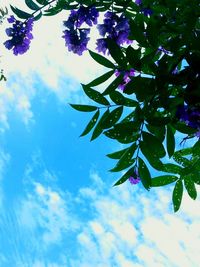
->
[176, 105, 200, 131]
[115, 68, 135, 91]
[196, 130, 200, 138]
[135, 0, 142, 5]
[129, 175, 140, 185]
[62, 6, 98, 55]
[62, 28, 90, 55]
[4, 15, 34, 55]
[77, 6, 99, 27]
[96, 38, 108, 54]
[96, 12, 131, 54]
[142, 8, 153, 16]
[64, 6, 99, 28]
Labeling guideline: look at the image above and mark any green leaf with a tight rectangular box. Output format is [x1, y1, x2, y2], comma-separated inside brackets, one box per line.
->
[173, 153, 190, 167]
[161, 163, 182, 174]
[113, 167, 134, 186]
[106, 39, 126, 68]
[82, 84, 110, 106]
[193, 140, 200, 156]
[103, 74, 124, 95]
[70, 104, 97, 112]
[80, 110, 100, 137]
[104, 121, 139, 140]
[89, 50, 115, 69]
[87, 70, 114, 87]
[125, 76, 156, 101]
[191, 171, 200, 185]
[25, 0, 40, 10]
[102, 106, 123, 129]
[167, 125, 175, 158]
[126, 46, 141, 70]
[172, 122, 196, 134]
[44, 6, 62, 16]
[146, 124, 166, 142]
[107, 147, 129, 159]
[138, 157, 151, 190]
[152, 175, 178, 187]
[140, 141, 164, 170]
[110, 91, 138, 107]
[10, 5, 32, 19]
[36, 0, 48, 4]
[34, 11, 42, 21]
[110, 143, 137, 172]
[91, 109, 110, 141]
[184, 176, 197, 200]
[142, 131, 166, 158]
[129, 19, 148, 47]
[172, 180, 183, 212]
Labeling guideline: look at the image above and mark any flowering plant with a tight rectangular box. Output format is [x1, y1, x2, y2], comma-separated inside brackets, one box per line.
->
[2, 0, 200, 212]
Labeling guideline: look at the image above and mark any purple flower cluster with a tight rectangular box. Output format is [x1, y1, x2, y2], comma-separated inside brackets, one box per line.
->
[129, 171, 141, 185]
[62, 6, 99, 55]
[115, 68, 135, 91]
[96, 11, 132, 54]
[177, 105, 200, 136]
[4, 15, 34, 55]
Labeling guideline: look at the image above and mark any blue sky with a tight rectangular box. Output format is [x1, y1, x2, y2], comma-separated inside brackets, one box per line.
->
[0, 2, 200, 266]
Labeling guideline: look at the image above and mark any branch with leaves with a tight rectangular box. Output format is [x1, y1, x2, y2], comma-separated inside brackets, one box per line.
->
[2, 0, 200, 212]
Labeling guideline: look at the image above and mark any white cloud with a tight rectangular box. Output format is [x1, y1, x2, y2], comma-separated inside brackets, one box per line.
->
[0, 165, 200, 266]
[19, 181, 79, 245]
[69, 172, 200, 267]
[0, 2, 106, 129]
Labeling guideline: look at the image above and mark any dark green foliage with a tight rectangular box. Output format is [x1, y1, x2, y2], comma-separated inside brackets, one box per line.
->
[152, 175, 178, 187]
[11, 0, 200, 211]
[89, 50, 115, 69]
[10, 5, 32, 19]
[138, 157, 151, 190]
[70, 104, 98, 112]
[80, 110, 100, 137]
[25, 0, 40, 10]
[87, 70, 114, 87]
[82, 84, 110, 106]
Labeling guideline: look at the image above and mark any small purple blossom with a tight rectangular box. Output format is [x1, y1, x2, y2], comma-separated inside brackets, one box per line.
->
[4, 15, 34, 55]
[115, 68, 135, 91]
[157, 46, 172, 55]
[78, 6, 99, 27]
[142, 8, 153, 16]
[96, 12, 131, 54]
[176, 105, 200, 133]
[135, 0, 142, 5]
[129, 174, 140, 185]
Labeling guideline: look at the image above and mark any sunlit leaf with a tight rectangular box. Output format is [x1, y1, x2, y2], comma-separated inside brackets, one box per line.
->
[138, 157, 151, 190]
[172, 179, 183, 212]
[152, 175, 178, 187]
[184, 176, 197, 200]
